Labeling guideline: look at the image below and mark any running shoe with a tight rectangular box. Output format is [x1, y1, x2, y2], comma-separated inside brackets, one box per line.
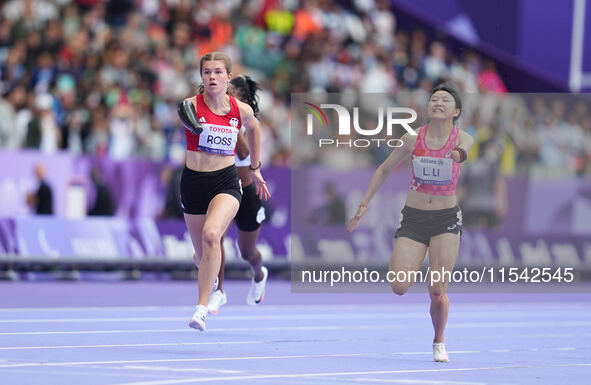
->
[433, 342, 449, 362]
[189, 304, 208, 331]
[246, 266, 268, 306]
[208, 289, 227, 314]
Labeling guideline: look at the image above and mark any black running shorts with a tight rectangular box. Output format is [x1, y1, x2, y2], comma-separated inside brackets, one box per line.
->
[180, 165, 242, 215]
[395, 205, 463, 246]
[235, 183, 265, 232]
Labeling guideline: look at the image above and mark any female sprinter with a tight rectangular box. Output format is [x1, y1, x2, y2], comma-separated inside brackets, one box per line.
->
[207, 75, 268, 314]
[348, 84, 473, 362]
[178, 52, 271, 331]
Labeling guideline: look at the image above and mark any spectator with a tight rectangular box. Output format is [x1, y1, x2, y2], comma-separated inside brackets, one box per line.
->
[308, 183, 347, 225]
[88, 167, 115, 216]
[25, 93, 60, 153]
[26, 163, 53, 215]
[160, 164, 184, 219]
[457, 140, 508, 229]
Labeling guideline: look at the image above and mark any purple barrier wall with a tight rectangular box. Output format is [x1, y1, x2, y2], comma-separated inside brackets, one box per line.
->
[291, 225, 590, 267]
[1, 156, 589, 266]
[524, 178, 591, 235]
[0, 149, 291, 260]
[13, 216, 134, 259]
[0, 150, 166, 218]
[0, 151, 73, 218]
[458, 229, 589, 267]
[2, 215, 291, 260]
[0, 151, 289, 222]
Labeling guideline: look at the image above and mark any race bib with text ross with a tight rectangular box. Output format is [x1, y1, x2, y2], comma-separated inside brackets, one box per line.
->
[198, 124, 239, 155]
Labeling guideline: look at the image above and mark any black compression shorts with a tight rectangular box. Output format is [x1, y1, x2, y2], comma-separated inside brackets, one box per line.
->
[235, 183, 265, 232]
[180, 164, 242, 215]
[395, 205, 463, 246]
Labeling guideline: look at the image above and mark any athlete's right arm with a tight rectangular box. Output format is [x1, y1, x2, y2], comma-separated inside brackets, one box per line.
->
[348, 132, 416, 232]
[235, 131, 250, 160]
[178, 98, 203, 135]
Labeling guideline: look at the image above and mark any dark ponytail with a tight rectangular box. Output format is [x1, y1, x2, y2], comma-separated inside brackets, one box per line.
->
[230, 75, 261, 116]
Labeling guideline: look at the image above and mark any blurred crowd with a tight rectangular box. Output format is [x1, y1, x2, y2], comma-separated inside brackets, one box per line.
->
[0, 0, 589, 178]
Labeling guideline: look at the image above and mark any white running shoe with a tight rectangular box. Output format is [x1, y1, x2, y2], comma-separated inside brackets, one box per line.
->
[212, 277, 219, 293]
[247, 266, 268, 306]
[189, 305, 208, 331]
[208, 290, 227, 314]
[433, 342, 449, 362]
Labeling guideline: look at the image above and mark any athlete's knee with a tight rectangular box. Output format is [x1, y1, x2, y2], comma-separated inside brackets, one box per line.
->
[239, 246, 260, 263]
[429, 289, 447, 302]
[391, 282, 410, 296]
[202, 228, 222, 248]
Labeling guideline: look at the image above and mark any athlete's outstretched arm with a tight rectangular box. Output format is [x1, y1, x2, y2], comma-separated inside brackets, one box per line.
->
[348, 133, 415, 232]
[239, 101, 271, 200]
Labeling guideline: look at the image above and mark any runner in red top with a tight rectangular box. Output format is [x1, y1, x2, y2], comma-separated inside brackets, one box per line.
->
[179, 52, 271, 332]
[185, 92, 242, 155]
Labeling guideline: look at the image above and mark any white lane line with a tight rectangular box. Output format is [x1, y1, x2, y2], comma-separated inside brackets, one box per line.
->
[1, 329, 589, 339]
[0, 340, 265, 351]
[1, 317, 588, 332]
[471, 333, 577, 341]
[352, 378, 492, 385]
[1, 300, 590, 312]
[0, 353, 378, 368]
[109, 363, 591, 385]
[0, 324, 402, 336]
[120, 366, 242, 374]
[0, 317, 187, 323]
[1, 308, 590, 325]
[0, 337, 409, 351]
[0, 304, 426, 313]
[0, 306, 187, 312]
[0, 328, 190, 336]
[0, 313, 423, 323]
[0, 347, 578, 368]
[0, 302, 589, 313]
[0, 368, 174, 380]
[449, 321, 591, 328]
[0, 305, 410, 313]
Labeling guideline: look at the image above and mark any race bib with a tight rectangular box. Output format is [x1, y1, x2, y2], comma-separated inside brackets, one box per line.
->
[412, 156, 453, 185]
[198, 124, 239, 155]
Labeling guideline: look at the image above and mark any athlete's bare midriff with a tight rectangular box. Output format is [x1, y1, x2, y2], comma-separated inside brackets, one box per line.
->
[186, 150, 235, 172]
[405, 190, 457, 210]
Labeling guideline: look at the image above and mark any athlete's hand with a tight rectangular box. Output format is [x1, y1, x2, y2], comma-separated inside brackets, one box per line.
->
[251, 169, 271, 200]
[348, 204, 368, 232]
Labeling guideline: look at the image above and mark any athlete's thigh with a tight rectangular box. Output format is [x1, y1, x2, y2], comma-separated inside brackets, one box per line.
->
[203, 193, 240, 235]
[389, 236, 428, 274]
[184, 213, 206, 258]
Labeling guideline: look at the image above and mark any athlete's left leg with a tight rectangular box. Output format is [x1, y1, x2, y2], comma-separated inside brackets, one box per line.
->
[428, 232, 460, 361]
